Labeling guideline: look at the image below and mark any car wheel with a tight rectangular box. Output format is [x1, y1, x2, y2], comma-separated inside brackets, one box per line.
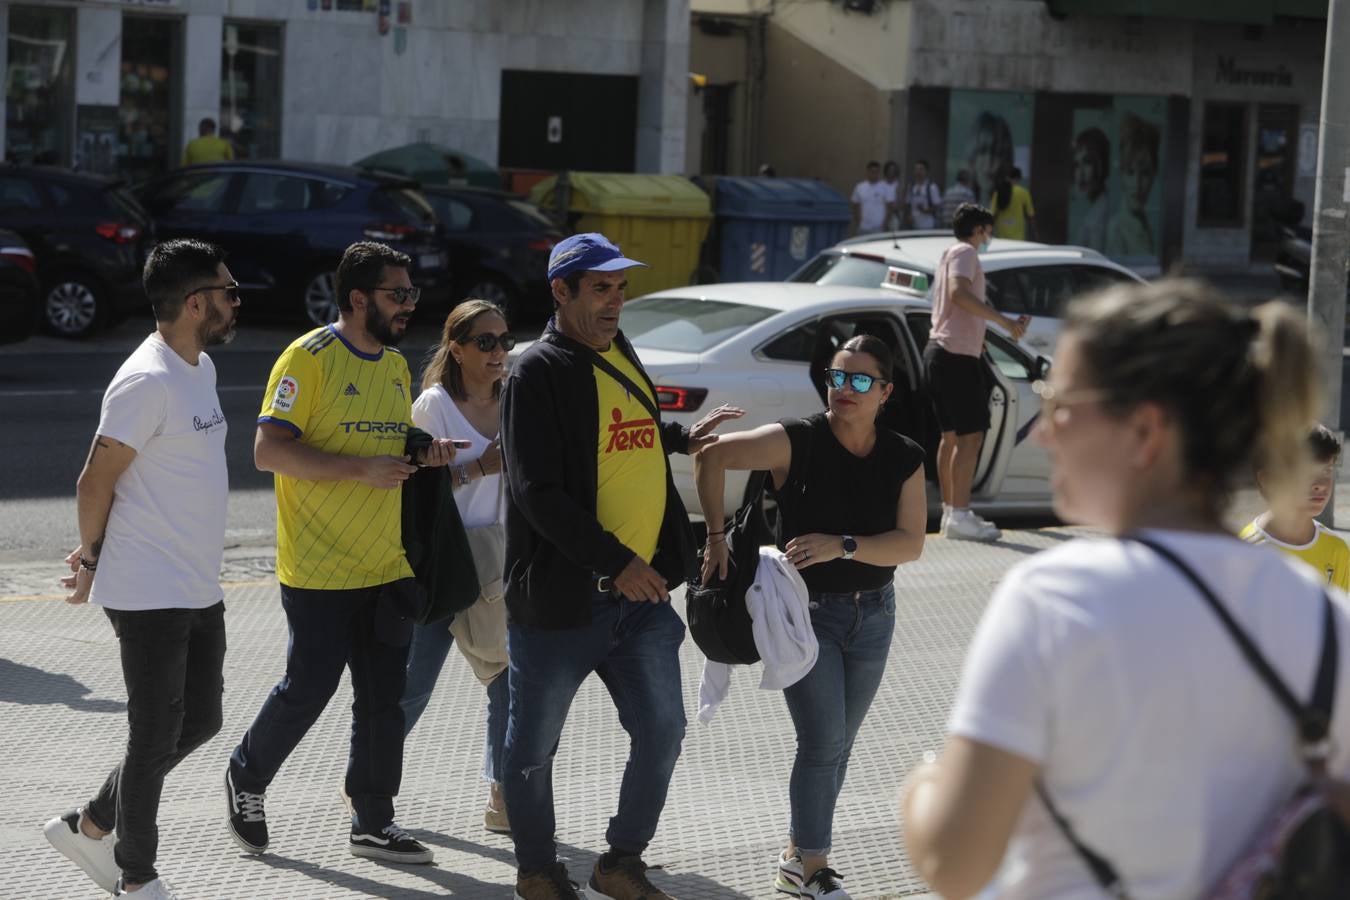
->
[465, 275, 518, 318]
[44, 275, 104, 338]
[303, 270, 339, 326]
[745, 477, 781, 536]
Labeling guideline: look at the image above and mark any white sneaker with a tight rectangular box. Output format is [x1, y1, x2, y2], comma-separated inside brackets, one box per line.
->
[774, 850, 804, 895]
[43, 809, 119, 893]
[115, 876, 181, 898]
[800, 867, 850, 899]
[939, 507, 950, 535]
[943, 510, 1000, 542]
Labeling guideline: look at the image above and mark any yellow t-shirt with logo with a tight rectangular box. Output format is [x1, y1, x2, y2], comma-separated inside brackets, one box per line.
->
[595, 346, 666, 563]
[993, 184, 1036, 241]
[1240, 519, 1350, 591]
[258, 325, 415, 590]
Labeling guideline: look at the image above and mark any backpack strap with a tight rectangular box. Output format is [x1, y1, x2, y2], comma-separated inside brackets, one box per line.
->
[1133, 536, 1337, 752]
[588, 347, 662, 425]
[1035, 784, 1130, 898]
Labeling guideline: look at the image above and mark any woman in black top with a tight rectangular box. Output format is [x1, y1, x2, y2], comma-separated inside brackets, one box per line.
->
[695, 334, 927, 900]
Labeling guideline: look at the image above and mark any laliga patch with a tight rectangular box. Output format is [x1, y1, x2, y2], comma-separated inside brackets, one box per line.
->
[273, 375, 299, 412]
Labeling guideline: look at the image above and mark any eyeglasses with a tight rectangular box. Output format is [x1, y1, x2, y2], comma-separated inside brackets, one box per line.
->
[365, 286, 421, 305]
[825, 368, 888, 393]
[1031, 380, 1111, 421]
[457, 331, 516, 353]
[186, 282, 240, 302]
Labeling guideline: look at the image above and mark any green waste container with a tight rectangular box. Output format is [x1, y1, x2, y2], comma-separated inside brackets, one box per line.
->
[530, 173, 712, 297]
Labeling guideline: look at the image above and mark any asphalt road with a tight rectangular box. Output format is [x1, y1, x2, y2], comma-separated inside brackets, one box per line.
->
[0, 314, 459, 564]
[4, 309, 1350, 566]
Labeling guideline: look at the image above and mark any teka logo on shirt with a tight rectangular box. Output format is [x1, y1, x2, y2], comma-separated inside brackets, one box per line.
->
[274, 375, 299, 412]
[605, 407, 655, 453]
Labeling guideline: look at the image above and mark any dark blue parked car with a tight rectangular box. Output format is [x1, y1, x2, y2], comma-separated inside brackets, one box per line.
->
[135, 161, 450, 326]
[0, 229, 40, 343]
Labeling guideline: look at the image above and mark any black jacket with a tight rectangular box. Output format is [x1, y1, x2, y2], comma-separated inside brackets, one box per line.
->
[501, 318, 696, 629]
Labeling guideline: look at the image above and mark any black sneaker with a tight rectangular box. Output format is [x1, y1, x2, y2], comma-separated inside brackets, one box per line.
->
[349, 822, 434, 864]
[225, 767, 268, 854]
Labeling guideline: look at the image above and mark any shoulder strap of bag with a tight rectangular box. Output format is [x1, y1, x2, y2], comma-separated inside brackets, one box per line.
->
[589, 348, 662, 425]
[1133, 536, 1337, 747]
[1035, 783, 1130, 898]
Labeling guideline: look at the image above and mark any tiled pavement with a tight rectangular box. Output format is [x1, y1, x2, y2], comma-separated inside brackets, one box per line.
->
[0, 531, 1081, 899]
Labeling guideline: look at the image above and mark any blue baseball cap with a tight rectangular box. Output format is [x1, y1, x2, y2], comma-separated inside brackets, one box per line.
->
[547, 232, 648, 282]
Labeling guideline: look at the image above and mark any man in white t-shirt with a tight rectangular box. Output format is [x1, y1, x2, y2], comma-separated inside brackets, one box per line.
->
[906, 160, 942, 230]
[850, 160, 894, 235]
[42, 240, 239, 900]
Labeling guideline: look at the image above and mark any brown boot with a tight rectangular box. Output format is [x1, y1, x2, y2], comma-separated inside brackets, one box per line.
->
[586, 855, 675, 900]
[514, 862, 580, 900]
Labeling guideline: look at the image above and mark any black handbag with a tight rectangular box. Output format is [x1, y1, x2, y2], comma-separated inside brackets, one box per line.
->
[1039, 537, 1350, 900]
[687, 419, 813, 666]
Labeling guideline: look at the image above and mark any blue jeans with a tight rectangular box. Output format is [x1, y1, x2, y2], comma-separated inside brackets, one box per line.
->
[783, 583, 896, 856]
[400, 620, 509, 784]
[229, 584, 408, 830]
[503, 591, 687, 872]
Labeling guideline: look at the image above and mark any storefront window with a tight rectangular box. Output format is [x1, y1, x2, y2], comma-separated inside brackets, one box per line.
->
[119, 16, 180, 183]
[5, 6, 74, 165]
[222, 23, 282, 160]
[1199, 103, 1247, 227]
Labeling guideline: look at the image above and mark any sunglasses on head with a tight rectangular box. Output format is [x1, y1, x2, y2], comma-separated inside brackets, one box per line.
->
[825, 368, 888, 393]
[457, 331, 516, 352]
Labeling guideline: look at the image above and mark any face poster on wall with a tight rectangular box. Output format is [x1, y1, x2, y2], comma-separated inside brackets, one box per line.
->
[1105, 96, 1166, 267]
[1068, 107, 1114, 253]
[946, 90, 1035, 207]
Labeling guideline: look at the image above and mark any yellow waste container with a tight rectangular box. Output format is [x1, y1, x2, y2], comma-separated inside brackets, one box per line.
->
[530, 173, 712, 298]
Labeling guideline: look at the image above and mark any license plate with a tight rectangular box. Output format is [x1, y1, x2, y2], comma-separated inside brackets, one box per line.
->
[419, 253, 441, 269]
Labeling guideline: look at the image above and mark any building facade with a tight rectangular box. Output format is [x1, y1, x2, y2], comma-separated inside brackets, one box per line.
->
[689, 0, 1326, 274]
[3, 0, 690, 182]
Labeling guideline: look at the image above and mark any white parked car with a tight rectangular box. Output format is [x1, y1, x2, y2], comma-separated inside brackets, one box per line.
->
[788, 233, 1144, 355]
[608, 282, 1056, 523]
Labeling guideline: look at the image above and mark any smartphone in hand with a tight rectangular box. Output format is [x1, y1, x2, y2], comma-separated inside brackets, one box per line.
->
[451, 439, 473, 449]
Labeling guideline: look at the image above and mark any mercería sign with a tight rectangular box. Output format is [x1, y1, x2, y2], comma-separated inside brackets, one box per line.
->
[1216, 56, 1293, 87]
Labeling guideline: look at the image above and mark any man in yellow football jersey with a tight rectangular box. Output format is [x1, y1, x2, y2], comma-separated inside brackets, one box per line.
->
[224, 242, 455, 865]
[1241, 424, 1349, 591]
[500, 233, 743, 900]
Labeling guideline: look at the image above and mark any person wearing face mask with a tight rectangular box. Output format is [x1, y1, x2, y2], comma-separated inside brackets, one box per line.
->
[924, 203, 1027, 542]
[901, 279, 1350, 899]
[695, 334, 928, 900]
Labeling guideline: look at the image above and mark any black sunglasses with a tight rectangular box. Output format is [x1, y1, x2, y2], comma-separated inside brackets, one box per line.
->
[825, 368, 888, 393]
[186, 282, 240, 302]
[365, 286, 421, 305]
[457, 331, 516, 352]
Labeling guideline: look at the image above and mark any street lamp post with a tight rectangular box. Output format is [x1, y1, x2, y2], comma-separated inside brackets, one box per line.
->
[1310, 0, 1350, 526]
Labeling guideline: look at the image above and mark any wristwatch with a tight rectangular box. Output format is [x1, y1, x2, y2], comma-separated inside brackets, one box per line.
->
[841, 535, 857, 560]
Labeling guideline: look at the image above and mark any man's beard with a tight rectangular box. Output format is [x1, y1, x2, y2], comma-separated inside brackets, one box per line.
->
[199, 301, 236, 347]
[366, 300, 407, 347]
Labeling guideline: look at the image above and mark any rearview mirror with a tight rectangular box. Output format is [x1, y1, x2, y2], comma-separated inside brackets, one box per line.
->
[1035, 355, 1052, 381]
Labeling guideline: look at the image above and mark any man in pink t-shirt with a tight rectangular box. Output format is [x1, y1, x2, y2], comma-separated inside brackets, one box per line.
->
[923, 202, 1027, 542]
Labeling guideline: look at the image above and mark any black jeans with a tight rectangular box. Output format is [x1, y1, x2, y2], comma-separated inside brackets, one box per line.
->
[85, 601, 227, 885]
[228, 584, 409, 829]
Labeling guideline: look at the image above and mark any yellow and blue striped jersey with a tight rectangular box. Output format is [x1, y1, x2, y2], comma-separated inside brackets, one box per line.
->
[258, 325, 414, 590]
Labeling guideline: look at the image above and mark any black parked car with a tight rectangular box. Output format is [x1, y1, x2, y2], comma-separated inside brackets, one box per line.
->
[0, 229, 40, 344]
[0, 166, 154, 337]
[416, 185, 560, 322]
[136, 161, 451, 326]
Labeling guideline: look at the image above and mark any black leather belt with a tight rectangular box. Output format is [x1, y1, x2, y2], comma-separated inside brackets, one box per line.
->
[593, 573, 616, 594]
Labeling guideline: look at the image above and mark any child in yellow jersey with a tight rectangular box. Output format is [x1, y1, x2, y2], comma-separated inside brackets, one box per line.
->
[1240, 423, 1349, 590]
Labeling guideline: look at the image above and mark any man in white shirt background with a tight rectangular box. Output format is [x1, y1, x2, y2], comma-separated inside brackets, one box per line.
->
[42, 239, 239, 900]
[907, 160, 943, 230]
[850, 160, 894, 236]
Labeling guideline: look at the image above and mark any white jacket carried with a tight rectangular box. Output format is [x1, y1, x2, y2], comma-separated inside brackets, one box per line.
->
[697, 547, 817, 723]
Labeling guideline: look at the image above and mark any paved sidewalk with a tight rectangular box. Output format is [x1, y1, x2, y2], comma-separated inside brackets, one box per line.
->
[0, 532, 1075, 899]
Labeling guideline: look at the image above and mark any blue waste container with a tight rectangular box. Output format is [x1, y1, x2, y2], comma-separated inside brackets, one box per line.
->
[709, 177, 850, 282]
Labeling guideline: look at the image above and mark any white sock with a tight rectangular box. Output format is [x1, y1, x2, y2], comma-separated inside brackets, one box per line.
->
[942, 503, 953, 516]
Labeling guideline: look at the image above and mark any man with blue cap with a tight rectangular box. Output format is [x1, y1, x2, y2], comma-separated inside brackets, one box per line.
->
[500, 233, 742, 900]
